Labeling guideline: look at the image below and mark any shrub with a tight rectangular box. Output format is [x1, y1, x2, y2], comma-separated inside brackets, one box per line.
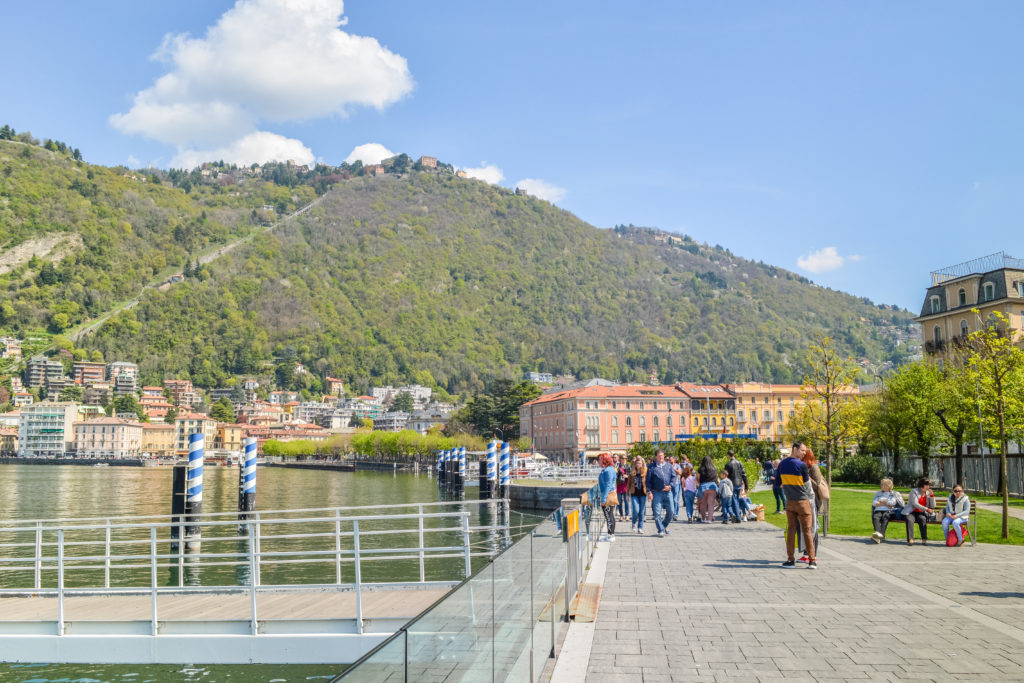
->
[834, 453, 883, 485]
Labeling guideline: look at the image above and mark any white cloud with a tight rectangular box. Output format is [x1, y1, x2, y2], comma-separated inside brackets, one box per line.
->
[110, 0, 413, 167]
[462, 164, 504, 185]
[172, 131, 314, 168]
[515, 178, 566, 203]
[848, 254, 863, 262]
[797, 246, 862, 273]
[126, 154, 141, 168]
[344, 142, 394, 165]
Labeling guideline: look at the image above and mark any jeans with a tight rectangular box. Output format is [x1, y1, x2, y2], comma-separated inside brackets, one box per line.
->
[905, 510, 929, 541]
[670, 483, 681, 519]
[773, 487, 786, 512]
[785, 499, 815, 561]
[735, 494, 750, 518]
[651, 491, 672, 532]
[616, 490, 629, 519]
[683, 490, 696, 519]
[942, 516, 966, 543]
[631, 495, 647, 530]
[720, 495, 734, 521]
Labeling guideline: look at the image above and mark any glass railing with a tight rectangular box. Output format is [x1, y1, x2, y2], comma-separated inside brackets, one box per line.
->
[335, 487, 603, 682]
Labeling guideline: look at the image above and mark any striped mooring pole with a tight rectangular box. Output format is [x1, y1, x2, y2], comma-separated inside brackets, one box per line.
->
[458, 446, 466, 495]
[436, 450, 444, 485]
[500, 441, 510, 499]
[237, 436, 257, 534]
[185, 432, 204, 540]
[487, 440, 497, 486]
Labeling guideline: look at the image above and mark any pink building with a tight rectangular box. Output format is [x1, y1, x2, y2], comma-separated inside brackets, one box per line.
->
[519, 384, 692, 460]
[74, 417, 143, 459]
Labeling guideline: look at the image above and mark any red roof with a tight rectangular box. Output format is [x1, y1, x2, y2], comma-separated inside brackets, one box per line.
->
[674, 383, 736, 399]
[522, 384, 688, 406]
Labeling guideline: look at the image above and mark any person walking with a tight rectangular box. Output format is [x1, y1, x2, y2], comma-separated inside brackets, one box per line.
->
[942, 485, 970, 546]
[903, 477, 936, 546]
[615, 455, 630, 522]
[597, 453, 617, 542]
[627, 456, 648, 534]
[770, 459, 785, 514]
[724, 450, 749, 523]
[682, 464, 697, 523]
[695, 456, 718, 523]
[669, 456, 683, 521]
[717, 470, 735, 524]
[645, 449, 676, 537]
[779, 442, 816, 569]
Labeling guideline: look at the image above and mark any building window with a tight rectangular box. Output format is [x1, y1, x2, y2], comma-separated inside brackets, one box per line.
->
[666, 415, 672, 427]
[640, 431, 646, 442]
[711, 417, 718, 427]
[625, 401, 630, 410]
[611, 401, 617, 409]
[930, 296, 940, 314]
[729, 417, 734, 426]
[625, 416, 632, 427]
[933, 325, 942, 344]
[1015, 281, 1024, 297]
[983, 282, 995, 302]
[626, 430, 632, 443]
[611, 416, 618, 427]
[777, 410, 783, 420]
[692, 416, 699, 426]
[738, 410, 745, 420]
[958, 288, 967, 306]
[702, 417, 708, 427]
[612, 430, 619, 444]
[652, 416, 659, 427]
[751, 410, 757, 421]
[639, 416, 646, 427]
[960, 319, 969, 338]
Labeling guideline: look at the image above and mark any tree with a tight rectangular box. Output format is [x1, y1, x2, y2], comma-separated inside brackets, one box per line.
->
[884, 362, 941, 477]
[59, 385, 84, 403]
[164, 407, 178, 424]
[965, 310, 1024, 539]
[113, 394, 146, 421]
[801, 335, 860, 491]
[391, 391, 415, 413]
[209, 397, 235, 422]
[90, 349, 104, 362]
[932, 354, 975, 488]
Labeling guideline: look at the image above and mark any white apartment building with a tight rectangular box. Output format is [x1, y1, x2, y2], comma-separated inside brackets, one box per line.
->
[18, 402, 79, 458]
[174, 413, 219, 454]
[73, 417, 143, 459]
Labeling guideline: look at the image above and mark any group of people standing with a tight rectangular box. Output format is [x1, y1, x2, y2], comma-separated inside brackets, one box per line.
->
[596, 449, 759, 541]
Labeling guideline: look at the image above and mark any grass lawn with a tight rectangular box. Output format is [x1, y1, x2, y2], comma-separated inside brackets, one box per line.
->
[831, 481, 1024, 508]
[750, 488, 1024, 546]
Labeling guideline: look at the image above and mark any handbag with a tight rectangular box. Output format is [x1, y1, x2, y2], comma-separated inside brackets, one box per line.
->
[580, 490, 590, 506]
[946, 527, 959, 547]
[605, 490, 619, 507]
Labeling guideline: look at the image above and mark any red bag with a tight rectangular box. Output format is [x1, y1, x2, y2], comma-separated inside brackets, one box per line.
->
[946, 527, 959, 547]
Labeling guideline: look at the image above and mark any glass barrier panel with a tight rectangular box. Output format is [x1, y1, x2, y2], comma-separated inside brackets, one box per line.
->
[491, 522, 534, 680]
[335, 629, 405, 681]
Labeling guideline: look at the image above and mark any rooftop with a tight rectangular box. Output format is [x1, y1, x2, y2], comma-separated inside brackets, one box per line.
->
[930, 251, 1024, 286]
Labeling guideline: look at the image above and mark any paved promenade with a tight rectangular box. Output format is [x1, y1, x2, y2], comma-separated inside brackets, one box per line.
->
[569, 519, 1024, 682]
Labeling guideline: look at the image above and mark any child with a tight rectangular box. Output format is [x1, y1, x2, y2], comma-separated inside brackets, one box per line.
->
[717, 470, 735, 524]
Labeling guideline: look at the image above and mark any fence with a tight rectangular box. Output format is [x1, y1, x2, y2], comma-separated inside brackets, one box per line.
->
[879, 454, 1024, 496]
[513, 464, 601, 482]
[336, 485, 604, 682]
[0, 501, 511, 637]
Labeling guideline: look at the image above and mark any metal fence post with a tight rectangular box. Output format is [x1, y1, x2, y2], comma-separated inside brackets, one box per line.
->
[248, 523, 258, 635]
[461, 513, 472, 578]
[254, 512, 262, 587]
[57, 529, 64, 636]
[353, 519, 363, 635]
[334, 509, 342, 585]
[417, 504, 425, 583]
[150, 526, 158, 636]
[34, 521, 41, 590]
[177, 519, 185, 587]
[104, 519, 111, 589]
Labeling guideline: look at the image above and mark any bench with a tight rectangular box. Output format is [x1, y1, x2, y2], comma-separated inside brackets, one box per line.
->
[898, 496, 977, 546]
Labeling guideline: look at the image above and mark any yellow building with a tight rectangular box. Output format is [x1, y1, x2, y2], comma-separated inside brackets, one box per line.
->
[727, 383, 808, 443]
[141, 423, 175, 457]
[675, 383, 739, 437]
[215, 423, 245, 452]
[915, 252, 1024, 354]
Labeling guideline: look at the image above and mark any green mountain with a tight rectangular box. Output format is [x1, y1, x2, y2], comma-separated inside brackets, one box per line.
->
[0, 135, 916, 394]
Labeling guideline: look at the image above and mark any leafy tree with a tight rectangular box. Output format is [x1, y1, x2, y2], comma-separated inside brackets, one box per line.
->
[209, 397, 235, 422]
[932, 355, 975, 487]
[884, 362, 941, 476]
[230, 384, 246, 404]
[801, 335, 860, 491]
[391, 391, 414, 412]
[90, 349, 104, 362]
[164, 407, 178, 424]
[59, 385, 84, 402]
[965, 310, 1024, 539]
[113, 394, 146, 421]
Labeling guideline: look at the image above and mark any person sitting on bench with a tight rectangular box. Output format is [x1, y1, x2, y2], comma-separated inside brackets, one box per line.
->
[942, 486, 970, 547]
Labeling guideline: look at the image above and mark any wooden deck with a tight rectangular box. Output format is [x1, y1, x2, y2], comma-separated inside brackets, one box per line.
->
[0, 587, 449, 621]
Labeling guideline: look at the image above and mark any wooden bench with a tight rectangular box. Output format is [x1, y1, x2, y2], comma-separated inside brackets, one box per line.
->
[900, 496, 977, 546]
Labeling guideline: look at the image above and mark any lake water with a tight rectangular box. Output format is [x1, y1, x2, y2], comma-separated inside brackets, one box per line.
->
[0, 464, 525, 682]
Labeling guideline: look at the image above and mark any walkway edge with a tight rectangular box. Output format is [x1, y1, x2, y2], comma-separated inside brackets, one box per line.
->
[550, 538, 610, 682]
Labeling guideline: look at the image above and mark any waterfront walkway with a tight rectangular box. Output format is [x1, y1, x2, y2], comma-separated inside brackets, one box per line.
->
[556, 520, 1024, 681]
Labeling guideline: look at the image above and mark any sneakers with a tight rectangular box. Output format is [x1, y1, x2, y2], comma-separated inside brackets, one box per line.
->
[630, 523, 636, 532]
[637, 527, 644, 535]
[657, 531, 665, 537]
[808, 559, 817, 570]
[607, 535, 615, 543]
[731, 518, 741, 524]
[781, 560, 796, 569]
[797, 555, 809, 564]
[871, 531, 882, 544]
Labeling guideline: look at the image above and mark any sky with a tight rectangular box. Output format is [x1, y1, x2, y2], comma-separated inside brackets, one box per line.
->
[2, 1, 1022, 311]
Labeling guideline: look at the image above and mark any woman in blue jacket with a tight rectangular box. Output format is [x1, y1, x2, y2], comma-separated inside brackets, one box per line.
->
[597, 453, 617, 542]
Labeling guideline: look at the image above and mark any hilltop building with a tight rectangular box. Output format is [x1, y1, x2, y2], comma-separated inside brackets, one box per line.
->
[72, 361, 106, 385]
[25, 356, 64, 388]
[18, 402, 79, 457]
[0, 337, 21, 359]
[916, 252, 1024, 354]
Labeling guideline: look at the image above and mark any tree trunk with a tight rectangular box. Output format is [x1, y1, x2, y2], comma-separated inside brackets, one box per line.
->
[999, 413, 1009, 539]
[954, 438, 964, 488]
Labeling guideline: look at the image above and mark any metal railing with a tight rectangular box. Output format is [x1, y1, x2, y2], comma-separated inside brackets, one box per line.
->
[0, 500, 511, 636]
[336, 487, 605, 682]
[514, 464, 600, 482]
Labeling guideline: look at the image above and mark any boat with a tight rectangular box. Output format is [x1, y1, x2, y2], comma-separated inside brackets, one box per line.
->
[92, 463, 109, 468]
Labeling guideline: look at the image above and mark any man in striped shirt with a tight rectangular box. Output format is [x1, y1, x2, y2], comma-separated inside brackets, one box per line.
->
[779, 442, 816, 569]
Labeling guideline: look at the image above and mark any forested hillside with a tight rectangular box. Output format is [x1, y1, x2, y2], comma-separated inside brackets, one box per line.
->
[75, 171, 915, 393]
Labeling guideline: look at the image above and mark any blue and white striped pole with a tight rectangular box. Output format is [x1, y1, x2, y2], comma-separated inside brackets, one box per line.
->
[500, 441, 510, 497]
[487, 440, 497, 483]
[436, 450, 444, 485]
[445, 449, 454, 493]
[186, 432, 204, 539]
[238, 436, 257, 534]
[458, 446, 466, 495]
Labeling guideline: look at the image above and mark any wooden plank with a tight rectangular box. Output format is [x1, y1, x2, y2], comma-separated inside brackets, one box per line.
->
[569, 582, 601, 623]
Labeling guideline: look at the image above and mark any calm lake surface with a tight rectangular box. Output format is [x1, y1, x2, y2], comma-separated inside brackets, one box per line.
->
[0, 464, 528, 682]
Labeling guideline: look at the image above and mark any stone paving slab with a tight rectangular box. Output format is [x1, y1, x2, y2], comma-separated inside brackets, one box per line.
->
[578, 519, 1024, 682]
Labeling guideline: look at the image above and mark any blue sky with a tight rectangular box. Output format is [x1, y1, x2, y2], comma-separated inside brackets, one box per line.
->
[2, 1, 1022, 311]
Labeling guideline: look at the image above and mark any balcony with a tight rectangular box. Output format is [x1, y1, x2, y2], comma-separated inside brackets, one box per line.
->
[924, 339, 946, 354]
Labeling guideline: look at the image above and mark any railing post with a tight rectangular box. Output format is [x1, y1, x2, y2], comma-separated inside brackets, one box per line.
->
[248, 523, 258, 635]
[254, 512, 262, 587]
[353, 519, 363, 635]
[417, 504, 425, 583]
[57, 529, 64, 636]
[34, 521, 41, 590]
[461, 513, 472, 578]
[334, 509, 342, 585]
[177, 518, 184, 588]
[150, 526, 158, 636]
[104, 519, 111, 589]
